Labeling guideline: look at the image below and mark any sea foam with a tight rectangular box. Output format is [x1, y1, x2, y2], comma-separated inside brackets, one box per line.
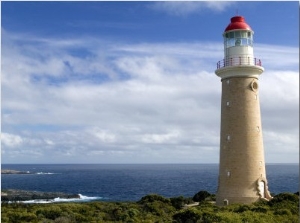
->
[36, 172, 59, 175]
[14, 194, 103, 204]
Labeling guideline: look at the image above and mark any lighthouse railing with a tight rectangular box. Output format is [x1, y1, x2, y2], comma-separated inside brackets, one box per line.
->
[216, 57, 262, 69]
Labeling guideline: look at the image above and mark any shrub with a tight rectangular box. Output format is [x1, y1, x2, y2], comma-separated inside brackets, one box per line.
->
[269, 193, 299, 205]
[233, 204, 251, 213]
[54, 216, 75, 223]
[138, 194, 171, 205]
[36, 206, 62, 220]
[253, 199, 269, 206]
[171, 196, 193, 209]
[6, 211, 37, 223]
[251, 206, 269, 213]
[274, 209, 292, 216]
[173, 208, 202, 223]
[268, 192, 299, 213]
[127, 208, 139, 218]
[192, 191, 211, 202]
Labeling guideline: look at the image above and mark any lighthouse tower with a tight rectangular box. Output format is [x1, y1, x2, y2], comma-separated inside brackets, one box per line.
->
[215, 16, 272, 205]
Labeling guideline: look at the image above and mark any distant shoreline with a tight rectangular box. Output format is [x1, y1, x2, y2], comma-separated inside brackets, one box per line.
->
[1, 189, 80, 202]
[1, 169, 32, 174]
[2, 188, 299, 204]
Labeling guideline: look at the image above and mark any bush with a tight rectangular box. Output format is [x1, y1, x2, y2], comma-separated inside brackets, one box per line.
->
[54, 216, 75, 223]
[233, 204, 251, 213]
[274, 209, 292, 216]
[192, 191, 211, 202]
[201, 211, 223, 223]
[171, 196, 193, 209]
[269, 192, 299, 205]
[6, 212, 37, 223]
[173, 208, 202, 223]
[268, 193, 299, 214]
[36, 206, 62, 220]
[251, 206, 269, 213]
[138, 194, 171, 205]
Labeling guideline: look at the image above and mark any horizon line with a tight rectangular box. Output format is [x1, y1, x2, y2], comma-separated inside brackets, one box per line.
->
[2, 162, 299, 165]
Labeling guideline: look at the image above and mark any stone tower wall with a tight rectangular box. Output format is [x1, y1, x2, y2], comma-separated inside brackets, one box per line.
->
[216, 77, 270, 206]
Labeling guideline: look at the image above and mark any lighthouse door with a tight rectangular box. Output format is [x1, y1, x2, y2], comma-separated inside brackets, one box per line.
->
[259, 181, 265, 198]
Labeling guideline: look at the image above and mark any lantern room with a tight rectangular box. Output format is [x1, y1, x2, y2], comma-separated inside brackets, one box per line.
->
[216, 15, 263, 70]
[223, 16, 253, 49]
[223, 30, 253, 48]
[216, 15, 263, 77]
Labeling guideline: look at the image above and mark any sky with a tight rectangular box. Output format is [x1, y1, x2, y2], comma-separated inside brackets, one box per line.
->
[1, 1, 299, 164]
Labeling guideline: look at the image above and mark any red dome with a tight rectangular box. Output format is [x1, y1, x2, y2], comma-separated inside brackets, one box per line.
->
[224, 16, 252, 32]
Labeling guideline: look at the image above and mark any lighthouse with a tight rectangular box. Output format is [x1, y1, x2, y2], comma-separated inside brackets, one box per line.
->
[215, 15, 272, 205]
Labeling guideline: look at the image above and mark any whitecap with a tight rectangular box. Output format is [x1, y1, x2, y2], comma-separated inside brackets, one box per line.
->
[12, 194, 103, 204]
[78, 194, 101, 200]
[35, 172, 58, 175]
[22, 199, 53, 204]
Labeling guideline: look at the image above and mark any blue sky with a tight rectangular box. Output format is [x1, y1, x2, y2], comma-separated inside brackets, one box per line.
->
[1, 1, 299, 164]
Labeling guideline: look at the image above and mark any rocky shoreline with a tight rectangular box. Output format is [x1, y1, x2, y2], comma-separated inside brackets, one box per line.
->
[1, 189, 80, 202]
[1, 169, 32, 174]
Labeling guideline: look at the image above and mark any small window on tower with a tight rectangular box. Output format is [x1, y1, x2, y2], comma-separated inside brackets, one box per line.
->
[227, 171, 231, 177]
[227, 79, 230, 84]
[227, 135, 231, 141]
[256, 126, 260, 132]
[226, 101, 230, 106]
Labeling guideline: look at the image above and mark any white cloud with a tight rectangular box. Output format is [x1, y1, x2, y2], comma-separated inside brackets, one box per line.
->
[141, 129, 181, 144]
[150, 2, 235, 16]
[1, 30, 298, 163]
[256, 44, 299, 70]
[89, 127, 116, 143]
[1, 133, 23, 147]
[259, 70, 299, 134]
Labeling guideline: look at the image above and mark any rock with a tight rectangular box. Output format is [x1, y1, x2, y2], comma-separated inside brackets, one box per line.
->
[1, 169, 31, 174]
[1, 189, 80, 202]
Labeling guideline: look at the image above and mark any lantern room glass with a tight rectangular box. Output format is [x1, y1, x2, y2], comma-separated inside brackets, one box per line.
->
[224, 30, 253, 48]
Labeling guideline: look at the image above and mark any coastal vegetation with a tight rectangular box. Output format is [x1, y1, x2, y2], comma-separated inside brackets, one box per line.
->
[1, 192, 299, 223]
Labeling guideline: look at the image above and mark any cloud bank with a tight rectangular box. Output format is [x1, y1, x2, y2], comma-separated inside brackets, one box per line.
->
[2, 29, 298, 163]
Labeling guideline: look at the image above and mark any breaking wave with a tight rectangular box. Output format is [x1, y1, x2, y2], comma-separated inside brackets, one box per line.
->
[35, 172, 58, 175]
[13, 194, 103, 204]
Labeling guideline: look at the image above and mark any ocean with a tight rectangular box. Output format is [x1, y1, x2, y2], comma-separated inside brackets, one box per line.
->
[1, 164, 299, 203]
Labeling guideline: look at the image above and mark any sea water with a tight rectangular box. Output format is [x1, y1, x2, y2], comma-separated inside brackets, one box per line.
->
[1, 164, 298, 203]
